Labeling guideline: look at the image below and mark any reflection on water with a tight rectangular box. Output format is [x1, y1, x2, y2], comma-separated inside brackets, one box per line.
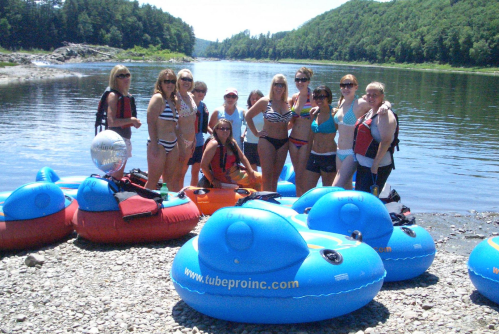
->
[0, 61, 498, 213]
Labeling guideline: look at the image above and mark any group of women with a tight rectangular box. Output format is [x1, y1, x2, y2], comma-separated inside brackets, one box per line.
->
[105, 64, 398, 196]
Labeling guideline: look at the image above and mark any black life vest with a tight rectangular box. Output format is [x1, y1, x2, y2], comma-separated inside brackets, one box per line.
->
[195, 101, 209, 134]
[353, 110, 399, 169]
[95, 87, 137, 135]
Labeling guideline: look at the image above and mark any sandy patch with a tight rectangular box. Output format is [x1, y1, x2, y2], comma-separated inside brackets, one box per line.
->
[0, 64, 82, 84]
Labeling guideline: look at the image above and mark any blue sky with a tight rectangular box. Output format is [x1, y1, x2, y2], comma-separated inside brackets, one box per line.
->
[139, 0, 390, 42]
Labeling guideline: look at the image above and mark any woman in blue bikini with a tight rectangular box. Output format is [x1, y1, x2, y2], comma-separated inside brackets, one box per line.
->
[332, 74, 391, 189]
[303, 85, 338, 191]
[288, 67, 315, 196]
[245, 74, 291, 191]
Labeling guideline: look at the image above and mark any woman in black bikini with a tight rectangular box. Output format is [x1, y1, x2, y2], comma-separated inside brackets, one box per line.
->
[245, 74, 292, 191]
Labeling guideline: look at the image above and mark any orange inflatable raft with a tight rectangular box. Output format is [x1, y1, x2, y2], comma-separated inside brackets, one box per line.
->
[181, 186, 256, 215]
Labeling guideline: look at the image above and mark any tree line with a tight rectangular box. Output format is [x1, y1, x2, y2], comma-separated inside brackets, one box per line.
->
[205, 0, 499, 66]
[0, 0, 195, 56]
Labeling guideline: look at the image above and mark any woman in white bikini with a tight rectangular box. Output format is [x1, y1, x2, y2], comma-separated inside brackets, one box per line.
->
[175, 69, 197, 188]
[332, 74, 391, 189]
[246, 74, 292, 191]
[145, 69, 183, 191]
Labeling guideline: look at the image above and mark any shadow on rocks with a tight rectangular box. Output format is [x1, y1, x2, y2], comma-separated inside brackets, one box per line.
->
[469, 290, 499, 310]
[171, 299, 389, 334]
[381, 272, 439, 291]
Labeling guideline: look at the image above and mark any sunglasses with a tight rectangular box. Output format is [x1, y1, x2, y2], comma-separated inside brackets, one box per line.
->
[216, 127, 231, 131]
[294, 77, 309, 83]
[180, 77, 193, 82]
[162, 79, 176, 84]
[273, 83, 286, 88]
[313, 94, 328, 101]
[225, 94, 237, 99]
[340, 83, 355, 89]
[194, 89, 206, 94]
[116, 73, 131, 79]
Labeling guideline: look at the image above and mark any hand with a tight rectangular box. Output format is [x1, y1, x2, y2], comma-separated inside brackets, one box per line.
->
[248, 170, 256, 183]
[212, 179, 221, 188]
[371, 162, 379, 174]
[257, 130, 267, 137]
[377, 103, 389, 115]
[132, 117, 142, 128]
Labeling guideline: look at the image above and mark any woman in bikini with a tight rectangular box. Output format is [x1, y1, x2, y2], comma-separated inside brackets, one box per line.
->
[144, 69, 184, 191]
[175, 69, 197, 188]
[200, 119, 262, 190]
[288, 67, 315, 196]
[246, 74, 291, 191]
[303, 86, 337, 192]
[332, 74, 391, 189]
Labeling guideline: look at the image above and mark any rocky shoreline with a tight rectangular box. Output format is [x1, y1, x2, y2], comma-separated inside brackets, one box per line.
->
[1, 212, 498, 334]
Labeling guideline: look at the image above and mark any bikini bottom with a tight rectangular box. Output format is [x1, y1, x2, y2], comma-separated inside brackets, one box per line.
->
[337, 149, 354, 162]
[261, 136, 288, 151]
[148, 138, 177, 154]
[289, 136, 308, 149]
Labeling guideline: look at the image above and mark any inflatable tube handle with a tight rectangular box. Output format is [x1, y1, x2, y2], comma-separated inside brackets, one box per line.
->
[349, 230, 363, 242]
[401, 227, 416, 238]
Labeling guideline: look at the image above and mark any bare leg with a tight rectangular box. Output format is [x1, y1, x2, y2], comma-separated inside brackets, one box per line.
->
[258, 138, 277, 191]
[162, 145, 180, 191]
[190, 162, 201, 186]
[321, 170, 337, 187]
[145, 145, 166, 190]
[272, 141, 289, 192]
[303, 169, 321, 193]
[332, 154, 356, 190]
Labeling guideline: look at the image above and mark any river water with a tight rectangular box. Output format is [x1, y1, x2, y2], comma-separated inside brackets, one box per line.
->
[0, 61, 498, 213]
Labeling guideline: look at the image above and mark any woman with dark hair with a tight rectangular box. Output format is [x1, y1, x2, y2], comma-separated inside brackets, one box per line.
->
[354, 82, 397, 194]
[144, 69, 184, 191]
[245, 74, 291, 191]
[105, 64, 142, 179]
[288, 67, 315, 196]
[200, 119, 262, 190]
[303, 85, 338, 192]
[243, 89, 264, 170]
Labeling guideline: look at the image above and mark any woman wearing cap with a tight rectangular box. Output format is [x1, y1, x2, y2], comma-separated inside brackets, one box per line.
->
[353, 82, 397, 194]
[175, 68, 197, 188]
[200, 119, 262, 190]
[288, 67, 315, 196]
[105, 65, 142, 179]
[246, 74, 292, 191]
[208, 87, 245, 149]
[332, 74, 391, 189]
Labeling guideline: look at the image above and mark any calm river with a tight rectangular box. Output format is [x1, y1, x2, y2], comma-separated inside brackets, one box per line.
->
[0, 61, 498, 213]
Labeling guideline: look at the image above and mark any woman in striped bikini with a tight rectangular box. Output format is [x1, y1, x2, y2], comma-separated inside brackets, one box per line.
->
[332, 74, 391, 189]
[288, 67, 316, 196]
[145, 69, 183, 191]
[245, 74, 292, 191]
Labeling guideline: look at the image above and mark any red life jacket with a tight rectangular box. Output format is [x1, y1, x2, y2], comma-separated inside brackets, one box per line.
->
[209, 141, 241, 182]
[353, 110, 399, 169]
[95, 87, 137, 135]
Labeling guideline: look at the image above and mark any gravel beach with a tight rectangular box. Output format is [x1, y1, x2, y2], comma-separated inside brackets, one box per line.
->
[1, 212, 498, 334]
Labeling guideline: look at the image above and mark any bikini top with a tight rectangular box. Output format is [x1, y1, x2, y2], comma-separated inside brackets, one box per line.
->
[264, 100, 292, 123]
[291, 89, 312, 119]
[159, 99, 179, 123]
[334, 96, 357, 127]
[311, 106, 337, 134]
[177, 93, 197, 117]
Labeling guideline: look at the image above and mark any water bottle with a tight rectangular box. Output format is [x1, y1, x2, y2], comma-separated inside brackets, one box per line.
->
[160, 183, 169, 201]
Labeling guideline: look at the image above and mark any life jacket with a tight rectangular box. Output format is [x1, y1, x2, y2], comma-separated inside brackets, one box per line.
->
[209, 140, 241, 182]
[194, 102, 209, 134]
[95, 87, 137, 135]
[353, 110, 399, 169]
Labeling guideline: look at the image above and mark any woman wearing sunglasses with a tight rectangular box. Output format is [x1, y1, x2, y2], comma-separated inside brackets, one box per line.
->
[144, 69, 184, 191]
[288, 67, 315, 196]
[175, 69, 197, 188]
[303, 86, 337, 192]
[105, 65, 142, 179]
[354, 82, 397, 194]
[332, 74, 391, 189]
[200, 119, 262, 190]
[208, 88, 245, 150]
[246, 74, 291, 191]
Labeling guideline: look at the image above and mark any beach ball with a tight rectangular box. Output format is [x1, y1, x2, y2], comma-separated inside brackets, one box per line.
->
[90, 130, 127, 174]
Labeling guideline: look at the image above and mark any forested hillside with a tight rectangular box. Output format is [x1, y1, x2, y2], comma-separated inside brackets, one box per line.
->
[0, 0, 195, 56]
[205, 0, 499, 66]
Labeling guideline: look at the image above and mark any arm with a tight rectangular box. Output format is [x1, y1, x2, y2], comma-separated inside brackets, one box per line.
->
[235, 141, 255, 181]
[204, 104, 213, 134]
[208, 110, 219, 134]
[146, 94, 164, 158]
[355, 97, 371, 118]
[371, 112, 397, 174]
[200, 140, 221, 188]
[377, 100, 392, 115]
[245, 97, 268, 138]
[107, 92, 141, 128]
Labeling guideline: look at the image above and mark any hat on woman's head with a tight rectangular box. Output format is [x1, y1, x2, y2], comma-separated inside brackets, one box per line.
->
[225, 88, 238, 96]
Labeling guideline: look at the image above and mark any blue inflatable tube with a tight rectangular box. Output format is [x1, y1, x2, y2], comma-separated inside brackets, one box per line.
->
[468, 236, 499, 304]
[299, 191, 436, 282]
[36, 166, 87, 198]
[171, 207, 385, 324]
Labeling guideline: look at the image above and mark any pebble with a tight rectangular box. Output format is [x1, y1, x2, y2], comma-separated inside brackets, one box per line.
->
[1, 215, 498, 333]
